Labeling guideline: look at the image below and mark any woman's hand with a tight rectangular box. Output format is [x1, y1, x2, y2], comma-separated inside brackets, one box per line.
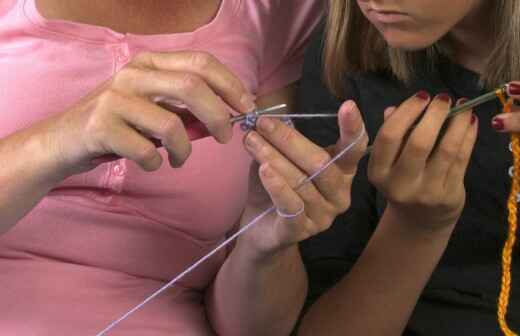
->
[238, 101, 368, 258]
[368, 92, 478, 233]
[492, 82, 520, 132]
[40, 51, 254, 179]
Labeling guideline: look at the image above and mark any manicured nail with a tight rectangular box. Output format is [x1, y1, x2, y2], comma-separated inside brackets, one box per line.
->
[241, 94, 256, 112]
[416, 90, 430, 100]
[509, 83, 520, 96]
[437, 93, 451, 102]
[471, 114, 477, 125]
[245, 132, 262, 150]
[492, 117, 505, 131]
[258, 117, 276, 133]
[457, 98, 469, 105]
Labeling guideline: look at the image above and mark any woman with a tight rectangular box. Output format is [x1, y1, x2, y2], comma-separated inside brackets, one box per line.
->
[0, 1, 371, 335]
[296, 0, 520, 335]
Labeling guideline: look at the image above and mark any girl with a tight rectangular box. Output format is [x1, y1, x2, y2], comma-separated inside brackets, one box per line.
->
[0, 0, 369, 335]
[296, 0, 520, 335]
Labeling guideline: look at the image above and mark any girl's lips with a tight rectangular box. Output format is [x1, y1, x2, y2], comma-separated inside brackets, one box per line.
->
[366, 9, 411, 24]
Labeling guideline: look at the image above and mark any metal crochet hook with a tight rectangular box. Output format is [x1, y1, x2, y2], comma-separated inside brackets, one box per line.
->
[363, 84, 509, 155]
[230, 104, 338, 125]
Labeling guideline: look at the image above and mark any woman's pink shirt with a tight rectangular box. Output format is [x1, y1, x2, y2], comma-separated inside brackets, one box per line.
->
[0, 0, 322, 334]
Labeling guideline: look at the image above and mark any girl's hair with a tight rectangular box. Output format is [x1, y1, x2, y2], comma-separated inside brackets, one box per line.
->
[323, 0, 520, 97]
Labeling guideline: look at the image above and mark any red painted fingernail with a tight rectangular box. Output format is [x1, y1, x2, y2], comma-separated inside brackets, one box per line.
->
[457, 98, 469, 105]
[492, 117, 504, 131]
[509, 83, 520, 95]
[416, 90, 430, 100]
[437, 93, 451, 102]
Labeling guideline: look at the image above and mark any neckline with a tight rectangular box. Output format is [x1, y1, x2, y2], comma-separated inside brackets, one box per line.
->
[23, 0, 234, 46]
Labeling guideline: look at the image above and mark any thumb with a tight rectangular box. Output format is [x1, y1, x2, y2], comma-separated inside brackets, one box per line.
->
[333, 100, 368, 174]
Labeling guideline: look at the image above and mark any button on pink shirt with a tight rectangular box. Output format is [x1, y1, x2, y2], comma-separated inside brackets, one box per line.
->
[0, 0, 323, 335]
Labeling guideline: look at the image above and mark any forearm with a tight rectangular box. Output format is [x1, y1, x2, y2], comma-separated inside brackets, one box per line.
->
[206, 242, 307, 336]
[0, 120, 65, 233]
[299, 207, 455, 336]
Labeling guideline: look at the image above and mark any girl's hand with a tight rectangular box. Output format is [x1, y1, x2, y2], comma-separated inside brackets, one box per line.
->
[492, 82, 520, 132]
[238, 101, 368, 257]
[368, 92, 478, 232]
[40, 51, 254, 179]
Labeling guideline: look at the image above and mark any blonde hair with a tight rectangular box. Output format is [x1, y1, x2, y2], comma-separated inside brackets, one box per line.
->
[323, 0, 520, 97]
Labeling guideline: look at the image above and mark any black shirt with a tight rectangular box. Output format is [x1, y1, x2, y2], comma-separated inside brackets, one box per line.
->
[296, 31, 520, 335]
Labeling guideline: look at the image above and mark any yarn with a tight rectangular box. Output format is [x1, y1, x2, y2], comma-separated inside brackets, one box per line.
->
[497, 90, 518, 336]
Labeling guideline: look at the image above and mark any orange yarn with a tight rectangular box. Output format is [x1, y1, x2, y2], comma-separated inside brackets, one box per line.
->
[497, 90, 518, 336]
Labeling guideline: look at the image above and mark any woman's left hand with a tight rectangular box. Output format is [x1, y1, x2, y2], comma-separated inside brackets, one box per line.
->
[238, 101, 368, 258]
[492, 81, 520, 132]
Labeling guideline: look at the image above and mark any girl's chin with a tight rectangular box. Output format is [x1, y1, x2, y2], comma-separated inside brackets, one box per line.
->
[378, 29, 439, 51]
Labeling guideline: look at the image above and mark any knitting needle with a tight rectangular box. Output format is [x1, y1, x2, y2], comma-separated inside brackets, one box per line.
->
[230, 104, 288, 124]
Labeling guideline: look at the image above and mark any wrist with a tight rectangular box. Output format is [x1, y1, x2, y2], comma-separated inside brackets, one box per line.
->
[234, 238, 300, 267]
[383, 204, 456, 242]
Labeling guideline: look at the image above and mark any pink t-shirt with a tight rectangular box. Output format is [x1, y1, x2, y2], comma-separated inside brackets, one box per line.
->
[0, 0, 323, 335]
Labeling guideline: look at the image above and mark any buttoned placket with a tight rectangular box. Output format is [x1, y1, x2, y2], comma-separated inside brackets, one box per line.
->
[104, 39, 132, 194]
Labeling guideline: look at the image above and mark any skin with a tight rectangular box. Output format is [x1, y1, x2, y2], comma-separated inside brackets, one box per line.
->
[0, 1, 368, 335]
[298, 0, 495, 335]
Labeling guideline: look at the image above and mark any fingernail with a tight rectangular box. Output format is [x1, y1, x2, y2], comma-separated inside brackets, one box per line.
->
[241, 94, 256, 112]
[258, 117, 276, 133]
[416, 90, 430, 100]
[245, 132, 262, 150]
[492, 117, 505, 131]
[509, 83, 520, 96]
[437, 93, 451, 102]
[471, 114, 477, 125]
[457, 97, 469, 105]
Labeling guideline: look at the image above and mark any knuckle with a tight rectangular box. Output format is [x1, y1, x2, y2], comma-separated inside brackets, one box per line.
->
[335, 194, 351, 213]
[189, 52, 215, 71]
[135, 144, 158, 163]
[407, 138, 430, 155]
[377, 128, 399, 145]
[278, 126, 297, 143]
[176, 73, 203, 93]
[131, 51, 153, 66]
[310, 151, 332, 172]
[113, 67, 144, 88]
[205, 113, 231, 134]
[438, 145, 458, 161]
[161, 115, 183, 137]
[97, 89, 120, 108]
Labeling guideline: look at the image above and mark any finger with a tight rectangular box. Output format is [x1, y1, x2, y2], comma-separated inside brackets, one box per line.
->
[334, 100, 369, 174]
[252, 117, 349, 209]
[426, 98, 472, 182]
[384, 106, 397, 121]
[131, 51, 256, 113]
[245, 131, 338, 217]
[112, 68, 233, 143]
[507, 81, 520, 101]
[445, 115, 478, 191]
[492, 106, 520, 133]
[106, 124, 163, 171]
[259, 164, 318, 241]
[395, 93, 452, 176]
[259, 163, 305, 219]
[105, 93, 193, 167]
[368, 91, 431, 181]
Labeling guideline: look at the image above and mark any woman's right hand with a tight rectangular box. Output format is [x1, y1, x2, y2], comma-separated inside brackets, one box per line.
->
[368, 92, 478, 233]
[41, 51, 255, 179]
